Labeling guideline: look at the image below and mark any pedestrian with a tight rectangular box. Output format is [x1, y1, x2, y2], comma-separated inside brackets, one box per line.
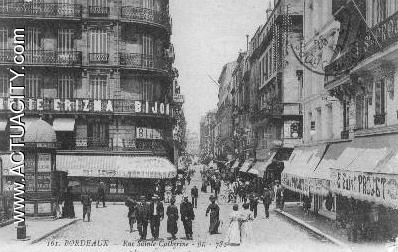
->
[187, 175, 191, 185]
[249, 193, 259, 218]
[224, 204, 241, 246]
[275, 181, 283, 209]
[164, 183, 172, 203]
[262, 186, 272, 219]
[62, 186, 75, 218]
[166, 196, 179, 240]
[240, 203, 254, 245]
[136, 195, 150, 240]
[81, 190, 92, 222]
[125, 197, 137, 232]
[180, 195, 195, 240]
[149, 194, 164, 240]
[191, 185, 198, 208]
[205, 195, 220, 234]
[96, 181, 106, 208]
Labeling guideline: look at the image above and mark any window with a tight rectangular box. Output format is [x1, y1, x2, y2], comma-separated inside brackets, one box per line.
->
[25, 74, 41, 98]
[0, 73, 7, 96]
[58, 29, 74, 53]
[355, 95, 364, 130]
[0, 27, 8, 50]
[88, 122, 109, 147]
[89, 30, 108, 54]
[326, 105, 333, 139]
[371, 0, 387, 26]
[89, 0, 108, 7]
[89, 75, 108, 99]
[375, 79, 385, 116]
[142, 79, 154, 101]
[143, 0, 154, 9]
[58, 74, 74, 99]
[26, 27, 41, 51]
[142, 34, 153, 55]
[316, 108, 322, 140]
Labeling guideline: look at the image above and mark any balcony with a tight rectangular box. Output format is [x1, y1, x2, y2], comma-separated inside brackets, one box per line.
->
[0, 2, 82, 19]
[374, 113, 386, 125]
[120, 7, 170, 31]
[88, 6, 110, 17]
[0, 50, 82, 66]
[89, 53, 109, 64]
[119, 53, 168, 72]
[0, 97, 174, 118]
[325, 11, 398, 86]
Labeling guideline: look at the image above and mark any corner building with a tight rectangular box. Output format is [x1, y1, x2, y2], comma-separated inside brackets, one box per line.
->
[0, 0, 178, 200]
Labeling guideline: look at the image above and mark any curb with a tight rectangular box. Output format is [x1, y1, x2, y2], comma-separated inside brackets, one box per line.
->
[30, 219, 79, 244]
[274, 209, 352, 251]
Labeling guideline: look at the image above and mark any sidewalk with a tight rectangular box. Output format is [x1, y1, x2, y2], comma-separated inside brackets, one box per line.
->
[276, 202, 387, 252]
[0, 203, 82, 247]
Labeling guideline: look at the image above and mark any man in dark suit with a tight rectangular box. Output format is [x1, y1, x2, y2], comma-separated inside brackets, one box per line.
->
[180, 195, 195, 240]
[149, 194, 164, 240]
[191, 186, 199, 208]
[136, 195, 150, 240]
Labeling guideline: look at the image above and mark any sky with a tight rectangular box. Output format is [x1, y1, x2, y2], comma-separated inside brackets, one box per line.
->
[169, 0, 271, 134]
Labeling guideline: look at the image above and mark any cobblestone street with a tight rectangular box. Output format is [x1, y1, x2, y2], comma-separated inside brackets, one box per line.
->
[37, 167, 341, 252]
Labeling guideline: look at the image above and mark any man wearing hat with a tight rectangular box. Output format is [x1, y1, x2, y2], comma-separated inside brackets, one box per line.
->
[136, 195, 150, 240]
[180, 195, 195, 240]
[149, 194, 164, 240]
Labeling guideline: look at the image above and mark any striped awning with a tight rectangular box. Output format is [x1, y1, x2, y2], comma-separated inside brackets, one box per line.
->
[239, 159, 255, 172]
[57, 155, 177, 179]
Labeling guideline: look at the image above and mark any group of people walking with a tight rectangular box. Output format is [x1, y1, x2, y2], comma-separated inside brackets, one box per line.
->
[125, 194, 196, 240]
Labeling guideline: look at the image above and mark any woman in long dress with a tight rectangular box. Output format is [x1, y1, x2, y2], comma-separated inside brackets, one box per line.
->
[240, 203, 254, 245]
[224, 204, 241, 246]
[206, 195, 220, 234]
[166, 197, 179, 240]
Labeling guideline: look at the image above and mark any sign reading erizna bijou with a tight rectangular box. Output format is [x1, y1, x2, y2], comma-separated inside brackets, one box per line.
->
[331, 169, 398, 208]
[0, 98, 172, 115]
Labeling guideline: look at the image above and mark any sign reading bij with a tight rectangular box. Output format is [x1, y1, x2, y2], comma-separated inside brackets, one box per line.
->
[331, 169, 398, 208]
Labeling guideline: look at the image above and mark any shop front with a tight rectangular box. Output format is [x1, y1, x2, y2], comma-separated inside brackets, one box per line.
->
[328, 134, 398, 241]
[56, 154, 177, 201]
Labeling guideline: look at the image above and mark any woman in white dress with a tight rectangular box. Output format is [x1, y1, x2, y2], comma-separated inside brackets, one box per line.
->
[240, 203, 254, 245]
[224, 204, 241, 246]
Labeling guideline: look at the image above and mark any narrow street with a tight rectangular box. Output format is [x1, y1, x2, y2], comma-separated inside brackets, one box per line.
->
[39, 165, 340, 251]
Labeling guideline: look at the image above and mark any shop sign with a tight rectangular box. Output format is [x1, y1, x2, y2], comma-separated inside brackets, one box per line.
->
[284, 120, 300, 138]
[136, 127, 163, 140]
[331, 169, 398, 208]
[281, 173, 310, 196]
[0, 98, 171, 115]
[110, 184, 117, 194]
[25, 203, 34, 214]
[37, 173, 51, 192]
[37, 153, 51, 172]
[38, 202, 52, 214]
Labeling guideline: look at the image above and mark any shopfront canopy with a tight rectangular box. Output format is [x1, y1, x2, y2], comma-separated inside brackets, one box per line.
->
[281, 144, 327, 195]
[249, 152, 277, 177]
[56, 155, 177, 179]
[52, 118, 75, 131]
[239, 159, 255, 173]
[330, 134, 398, 208]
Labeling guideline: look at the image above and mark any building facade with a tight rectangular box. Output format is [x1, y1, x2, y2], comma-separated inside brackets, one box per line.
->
[0, 0, 180, 200]
[199, 111, 217, 163]
[249, 0, 303, 184]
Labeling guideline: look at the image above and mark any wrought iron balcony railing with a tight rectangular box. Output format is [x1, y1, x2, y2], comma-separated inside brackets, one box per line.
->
[0, 49, 82, 66]
[0, 2, 82, 19]
[88, 6, 110, 17]
[119, 53, 168, 72]
[374, 113, 386, 125]
[120, 7, 170, 30]
[325, 11, 398, 82]
[89, 53, 109, 64]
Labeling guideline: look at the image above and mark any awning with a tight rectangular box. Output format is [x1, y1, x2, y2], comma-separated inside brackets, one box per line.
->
[231, 159, 240, 170]
[282, 144, 327, 195]
[330, 134, 398, 209]
[0, 119, 7, 131]
[239, 159, 255, 173]
[56, 155, 177, 179]
[249, 152, 277, 177]
[53, 118, 75, 131]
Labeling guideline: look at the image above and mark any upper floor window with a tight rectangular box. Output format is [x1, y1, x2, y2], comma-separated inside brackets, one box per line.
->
[25, 74, 41, 98]
[58, 29, 74, 52]
[142, 34, 153, 55]
[89, 75, 108, 99]
[374, 79, 386, 116]
[0, 27, 8, 50]
[26, 27, 42, 51]
[89, 29, 108, 54]
[0, 73, 7, 96]
[58, 74, 74, 99]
